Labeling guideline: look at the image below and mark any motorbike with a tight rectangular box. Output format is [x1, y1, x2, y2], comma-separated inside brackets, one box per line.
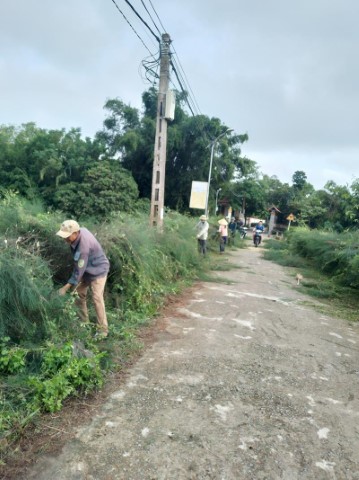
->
[253, 229, 263, 247]
[239, 227, 247, 239]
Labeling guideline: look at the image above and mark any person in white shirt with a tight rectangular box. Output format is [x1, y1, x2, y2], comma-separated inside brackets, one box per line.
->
[196, 215, 209, 255]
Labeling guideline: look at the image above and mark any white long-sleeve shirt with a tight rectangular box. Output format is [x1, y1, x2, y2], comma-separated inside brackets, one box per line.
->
[196, 221, 209, 240]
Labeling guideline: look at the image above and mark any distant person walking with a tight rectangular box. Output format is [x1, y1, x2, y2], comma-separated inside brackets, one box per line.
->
[218, 218, 228, 253]
[56, 220, 110, 338]
[196, 214, 209, 255]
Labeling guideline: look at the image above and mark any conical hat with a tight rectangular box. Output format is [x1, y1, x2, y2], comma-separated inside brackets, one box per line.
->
[218, 218, 228, 225]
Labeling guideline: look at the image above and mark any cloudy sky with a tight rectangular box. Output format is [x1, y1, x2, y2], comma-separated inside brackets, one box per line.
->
[1, 0, 358, 189]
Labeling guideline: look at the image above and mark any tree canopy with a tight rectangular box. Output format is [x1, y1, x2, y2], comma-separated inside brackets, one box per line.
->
[0, 88, 358, 230]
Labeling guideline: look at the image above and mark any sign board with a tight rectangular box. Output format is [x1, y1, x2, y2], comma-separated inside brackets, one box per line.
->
[287, 213, 295, 221]
[190, 181, 207, 209]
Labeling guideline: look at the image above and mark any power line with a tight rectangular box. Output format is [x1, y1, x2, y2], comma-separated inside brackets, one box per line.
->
[171, 57, 199, 114]
[135, 4, 161, 52]
[110, 0, 154, 56]
[111, 0, 202, 117]
[122, 0, 161, 43]
[171, 47, 202, 114]
[140, 0, 162, 37]
[143, 0, 200, 115]
[170, 59, 195, 116]
[147, 0, 167, 33]
[170, 57, 201, 116]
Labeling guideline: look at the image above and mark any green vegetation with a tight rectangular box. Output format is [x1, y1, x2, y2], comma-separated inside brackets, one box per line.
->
[2, 89, 359, 228]
[0, 195, 215, 461]
[1, 86, 359, 469]
[264, 230, 359, 321]
[0, 89, 251, 219]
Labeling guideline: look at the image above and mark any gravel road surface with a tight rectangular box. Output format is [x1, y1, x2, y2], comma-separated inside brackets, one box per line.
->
[24, 244, 359, 480]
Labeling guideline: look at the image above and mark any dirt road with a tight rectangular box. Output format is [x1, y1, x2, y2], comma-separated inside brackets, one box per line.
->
[24, 244, 359, 480]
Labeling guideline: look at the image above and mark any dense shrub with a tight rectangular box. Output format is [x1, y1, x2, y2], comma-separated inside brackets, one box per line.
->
[267, 227, 359, 288]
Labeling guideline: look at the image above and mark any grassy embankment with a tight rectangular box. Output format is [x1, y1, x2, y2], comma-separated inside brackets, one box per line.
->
[263, 227, 359, 321]
[0, 193, 242, 464]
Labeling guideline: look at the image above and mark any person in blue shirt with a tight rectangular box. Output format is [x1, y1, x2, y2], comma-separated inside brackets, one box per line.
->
[255, 221, 264, 232]
[252, 221, 264, 244]
[56, 220, 110, 338]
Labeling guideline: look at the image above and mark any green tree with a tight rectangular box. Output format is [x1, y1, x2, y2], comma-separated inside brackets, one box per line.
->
[0, 123, 104, 206]
[97, 89, 249, 213]
[53, 161, 139, 218]
[0, 123, 39, 198]
[292, 170, 308, 191]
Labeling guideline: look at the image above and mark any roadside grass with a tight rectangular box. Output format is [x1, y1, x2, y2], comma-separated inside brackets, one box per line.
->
[0, 197, 213, 467]
[264, 238, 358, 323]
[1, 195, 251, 467]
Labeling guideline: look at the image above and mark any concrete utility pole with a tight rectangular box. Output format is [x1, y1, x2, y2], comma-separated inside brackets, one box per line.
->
[149, 33, 171, 229]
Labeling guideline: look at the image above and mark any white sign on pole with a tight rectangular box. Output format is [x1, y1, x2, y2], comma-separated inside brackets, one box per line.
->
[189, 181, 208, 209]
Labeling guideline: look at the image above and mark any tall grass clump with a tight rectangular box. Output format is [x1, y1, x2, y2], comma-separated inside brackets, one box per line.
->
[0, 193, 209, 341]
[285, 228, 359, 287]
[0, 250, 55, 342]
[0, 191, 73, 283]
[263, 230, 359, 322]
[265, 227, 359, 289]
[92, 211, 207, 317]
[263, 238, 309, 269]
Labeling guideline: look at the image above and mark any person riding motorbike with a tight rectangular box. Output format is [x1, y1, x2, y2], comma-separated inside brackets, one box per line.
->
[253, 221, 264, 246]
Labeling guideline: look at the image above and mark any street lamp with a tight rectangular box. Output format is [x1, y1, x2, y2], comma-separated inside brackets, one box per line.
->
[204, 128, 233, 217]
[215, 188, 222, 215]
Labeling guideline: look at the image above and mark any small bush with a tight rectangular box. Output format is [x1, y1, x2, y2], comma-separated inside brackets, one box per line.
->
[0, 338, 28, 375]
[29, 342, 105, 413]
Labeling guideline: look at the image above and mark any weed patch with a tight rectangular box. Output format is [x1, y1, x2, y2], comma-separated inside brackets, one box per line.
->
[264, 234, 359, 322]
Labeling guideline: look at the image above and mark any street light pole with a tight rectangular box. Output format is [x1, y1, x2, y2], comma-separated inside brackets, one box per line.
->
[204, 128, 232, 217]
[215, 188, 222, 215]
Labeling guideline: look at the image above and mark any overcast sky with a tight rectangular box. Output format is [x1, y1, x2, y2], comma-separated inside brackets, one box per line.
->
[1, 0, 358, 189]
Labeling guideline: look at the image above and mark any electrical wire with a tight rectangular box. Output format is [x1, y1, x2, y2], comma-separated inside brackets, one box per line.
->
[170, 59, 195, 116]
[170, 57, 200, 116]
[110, 0, 154, 56]
[135, 0, 162, 54]
[137, 15, 161, 52]
[122, 0, 161, 43]
[111, 0, 202, 116]
[141, 0, 202, 115]
[171, 47, 202, 115]
[147, 0, 167, 33]
[140, 51, 161, 84]
[174, 57, 200, 114]
[140, 0, 162, 37]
